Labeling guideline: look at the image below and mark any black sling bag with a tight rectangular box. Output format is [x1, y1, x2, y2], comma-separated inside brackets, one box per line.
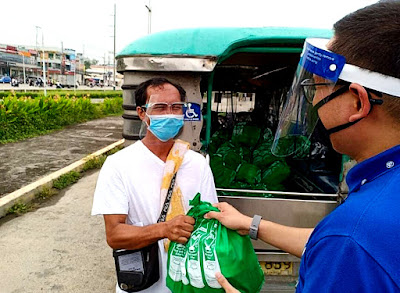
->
[113, 173, 177, 292]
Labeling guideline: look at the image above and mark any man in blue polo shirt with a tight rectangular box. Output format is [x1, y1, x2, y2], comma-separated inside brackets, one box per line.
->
[206, 2, 400, 292]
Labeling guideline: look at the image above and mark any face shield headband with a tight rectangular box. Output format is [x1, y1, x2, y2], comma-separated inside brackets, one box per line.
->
[271, 38, 400, 157]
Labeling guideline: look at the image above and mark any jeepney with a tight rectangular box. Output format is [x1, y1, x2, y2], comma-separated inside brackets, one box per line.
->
[116, 27, 350, 292]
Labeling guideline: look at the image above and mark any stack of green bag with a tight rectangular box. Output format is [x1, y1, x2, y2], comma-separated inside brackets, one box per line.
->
[167, 193, 264, 293]
[208, 123, 298, 195]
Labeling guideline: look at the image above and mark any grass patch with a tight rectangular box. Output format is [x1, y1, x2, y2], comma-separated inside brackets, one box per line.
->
[53, 171, 81, 190]
[7, 201, 30, 215]
[35, 186, 57, 200]
[82, 155, 107, 172]
[82, 145, 123, 171]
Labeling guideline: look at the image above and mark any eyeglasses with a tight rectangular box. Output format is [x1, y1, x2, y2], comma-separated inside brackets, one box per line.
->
[141, 102, 187, 114]
[301, 78, 383, 108]
[300, 78, 336, 104]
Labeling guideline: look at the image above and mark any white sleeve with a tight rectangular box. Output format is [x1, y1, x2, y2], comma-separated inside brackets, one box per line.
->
[199, 161, 219, 204]
[91, 157, 129, 215]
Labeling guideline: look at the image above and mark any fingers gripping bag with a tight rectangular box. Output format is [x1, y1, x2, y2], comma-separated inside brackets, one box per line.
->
[167, 193, 264, 293]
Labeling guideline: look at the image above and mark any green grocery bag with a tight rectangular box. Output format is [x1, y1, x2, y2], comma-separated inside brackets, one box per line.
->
[167, 193, 264, 293]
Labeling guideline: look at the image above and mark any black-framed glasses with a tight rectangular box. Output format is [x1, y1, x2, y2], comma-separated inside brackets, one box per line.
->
[300, 78, 336, 104]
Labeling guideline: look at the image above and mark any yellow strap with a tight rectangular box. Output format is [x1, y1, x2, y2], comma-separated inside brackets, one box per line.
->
[160, 140, 190, 251]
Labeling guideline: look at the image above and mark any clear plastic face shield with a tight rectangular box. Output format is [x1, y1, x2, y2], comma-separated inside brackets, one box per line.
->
[138, 94, 186, 142]
[271, 38, 400, 157]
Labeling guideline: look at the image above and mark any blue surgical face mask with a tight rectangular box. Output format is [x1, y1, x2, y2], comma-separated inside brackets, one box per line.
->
[146, 114, 184, 142]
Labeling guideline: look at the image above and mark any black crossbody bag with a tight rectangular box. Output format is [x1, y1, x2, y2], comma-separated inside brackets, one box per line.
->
[113, 173, 177, 292]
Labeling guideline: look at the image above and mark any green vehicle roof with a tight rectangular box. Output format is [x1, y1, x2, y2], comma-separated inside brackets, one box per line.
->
[117, 27, 333, 60]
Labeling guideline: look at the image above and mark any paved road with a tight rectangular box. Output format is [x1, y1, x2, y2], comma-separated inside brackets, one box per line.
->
[0, 170, 116, 292]
[0, 116, 123, 197]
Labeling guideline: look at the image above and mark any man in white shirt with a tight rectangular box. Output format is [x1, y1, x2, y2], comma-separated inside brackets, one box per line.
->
[92, 77, 218, 293]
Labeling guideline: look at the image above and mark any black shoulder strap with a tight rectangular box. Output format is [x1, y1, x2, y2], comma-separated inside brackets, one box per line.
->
[157, 172, 177, 223]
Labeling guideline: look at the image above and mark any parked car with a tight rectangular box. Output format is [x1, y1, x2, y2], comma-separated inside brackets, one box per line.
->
[0, 76, 11, 83]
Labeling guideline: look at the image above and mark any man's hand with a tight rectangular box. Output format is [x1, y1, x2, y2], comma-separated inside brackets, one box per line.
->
[164, 215, 195, 244]
[204, 202, 252, 235]
[215, 272, 240, 293]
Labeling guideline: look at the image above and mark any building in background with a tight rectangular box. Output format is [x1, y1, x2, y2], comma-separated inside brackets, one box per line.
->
[0, 43, 85, 85]
[84, 64, 123, 87]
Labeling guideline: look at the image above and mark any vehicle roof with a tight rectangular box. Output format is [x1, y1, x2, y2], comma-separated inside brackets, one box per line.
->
[117, 27, 333, 59]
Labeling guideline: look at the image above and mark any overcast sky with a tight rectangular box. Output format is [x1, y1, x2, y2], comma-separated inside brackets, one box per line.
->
[4, 0, 377, 61]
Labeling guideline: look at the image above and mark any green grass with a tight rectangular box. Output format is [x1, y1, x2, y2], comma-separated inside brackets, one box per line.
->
[82, 155, 107, 172]
[35, 186, 57, 200]
[52, 171, 81, 190]
[7, 202, 30, 215]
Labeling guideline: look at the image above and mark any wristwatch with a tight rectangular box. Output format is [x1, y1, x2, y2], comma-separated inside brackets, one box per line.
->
[249, 215, 262, 240]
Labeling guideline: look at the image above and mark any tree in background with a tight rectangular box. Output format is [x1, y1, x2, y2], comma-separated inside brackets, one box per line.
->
[84, 58, 99, 70]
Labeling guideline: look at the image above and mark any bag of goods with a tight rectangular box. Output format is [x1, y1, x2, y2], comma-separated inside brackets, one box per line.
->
[260, 160, 291, 189]
[272, 135, 311, 159]
[252, 142, 279, 169]
[210, 156, 236, 188]
[231, 122, 261, 147]
[235, 163, 261, 185]
[167, 193, 264, 293]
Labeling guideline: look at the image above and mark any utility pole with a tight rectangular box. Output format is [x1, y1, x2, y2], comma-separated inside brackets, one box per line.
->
[36, 26, 47, 96]
[42, 29, 47, 96]
[22, 54, 26, 92]
[104, 53, 106, 92]
[61, 41, 64, 75]
[35, 26, 39, 80]
[113, 3, 116, 91]
[145, 0, 152, 34]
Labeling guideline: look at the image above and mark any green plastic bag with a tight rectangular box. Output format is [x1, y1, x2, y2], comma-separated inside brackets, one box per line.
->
[167, 193, 264, 293]
[260, 160, 291, 188]
[235, 163, 261, 185]
[223, 149, 242, 171]
[272, 135, 311, 159]
[211, 164, 236, 188]
[231, 123, 261, 147]
[252, 142, 279, 169]
[262, 128, 273, 144]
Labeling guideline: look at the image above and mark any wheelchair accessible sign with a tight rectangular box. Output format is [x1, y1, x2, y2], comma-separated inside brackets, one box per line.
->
[183, 103, 201, 121]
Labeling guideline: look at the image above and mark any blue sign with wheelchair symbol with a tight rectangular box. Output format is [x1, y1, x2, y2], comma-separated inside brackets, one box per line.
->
[183, 103, 201, 121]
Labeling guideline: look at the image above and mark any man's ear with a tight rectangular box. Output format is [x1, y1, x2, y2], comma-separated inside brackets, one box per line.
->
[348, 83, 371, 122]
[137, 106, 147, 121]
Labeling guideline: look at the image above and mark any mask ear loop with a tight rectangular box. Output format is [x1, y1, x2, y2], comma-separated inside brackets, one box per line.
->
[313, 83, 350, 111]
[138, 106, 149, 139]
[313, 83, 384, 135]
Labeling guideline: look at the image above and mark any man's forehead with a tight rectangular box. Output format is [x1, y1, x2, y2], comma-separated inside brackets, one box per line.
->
[147, 83, 177, 94]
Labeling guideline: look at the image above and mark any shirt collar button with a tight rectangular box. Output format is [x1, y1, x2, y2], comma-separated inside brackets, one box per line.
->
[386, 161, 395, 169]
[361, 179, 367, 185]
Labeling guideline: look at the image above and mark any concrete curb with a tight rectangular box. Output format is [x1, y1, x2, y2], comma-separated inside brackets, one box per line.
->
[0, 139, 125, 218]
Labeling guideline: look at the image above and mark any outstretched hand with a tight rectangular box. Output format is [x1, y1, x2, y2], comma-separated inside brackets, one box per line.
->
[215, 272, 240, 293]
[164, 215, 195, 244]
[204, 202, 252, 235]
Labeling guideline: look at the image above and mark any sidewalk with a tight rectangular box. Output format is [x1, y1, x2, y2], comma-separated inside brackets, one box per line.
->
[0, 170, 116, 292]
[0, 116, 123, 197]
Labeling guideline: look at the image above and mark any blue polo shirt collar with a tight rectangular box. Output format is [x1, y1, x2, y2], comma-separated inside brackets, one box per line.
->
[346, 144, 400, 193]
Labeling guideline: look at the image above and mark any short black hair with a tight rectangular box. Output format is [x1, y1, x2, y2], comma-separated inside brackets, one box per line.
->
[330, 1, 400, 79]
[135, 77, 186, 107]
[330, 1, 400, 122]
